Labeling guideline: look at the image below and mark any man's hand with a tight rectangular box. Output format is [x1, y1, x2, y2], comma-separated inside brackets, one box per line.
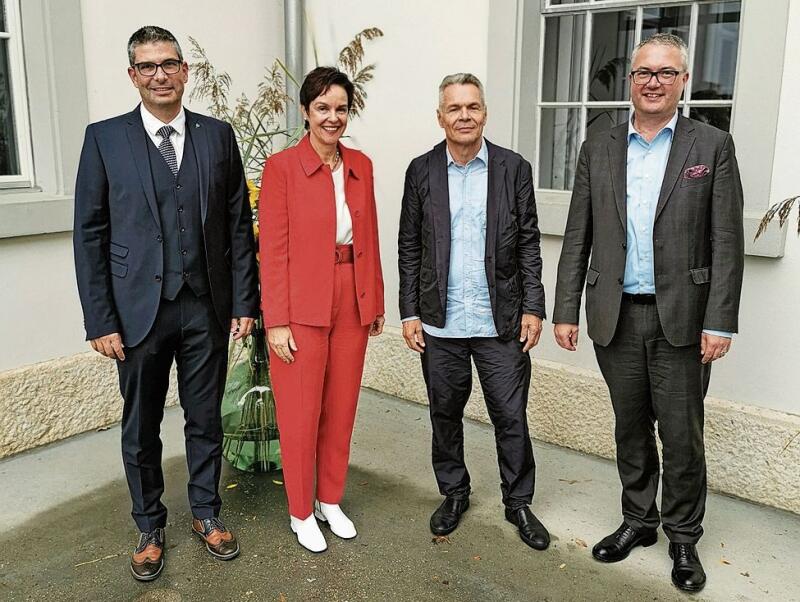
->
[90, 332, 126, 361]
[700, 333, 732, 364]
[230, 317, 255, 341]
[370, 315, 385, 337]
[519, 314, 543, 352]
[402, 319, 425, 353]
[268, 325, 297, 363]
[554, 323, 579, 351]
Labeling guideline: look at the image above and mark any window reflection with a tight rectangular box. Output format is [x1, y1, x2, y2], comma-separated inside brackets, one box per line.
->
[689, 107, 732, 132]
[641, 6, 691, 44]
[0, 40, 20, 176]
[589, 10, 636, 102]
[542, 15, 585, 103]
[587, 108, 629, 139]
[539, 108, 581, 190]
[693, 2, 740, 100]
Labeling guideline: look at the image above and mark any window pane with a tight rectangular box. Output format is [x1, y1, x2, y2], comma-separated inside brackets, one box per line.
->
[549, 0, 584, 5]
[542, 15, 585, 102]
[587, 107, 629, 138]
[689, 107, 731, 132]
[589, 10, 636, 102]
[641, 6, 691, 43]
[693, 2, 741, 100]
[0, 40, 20, 176]
[539, 108, 581, 190]
[0, 1, 6, 33]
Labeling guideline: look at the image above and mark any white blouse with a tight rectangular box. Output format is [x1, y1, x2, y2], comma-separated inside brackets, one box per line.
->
[332, 163, 353, 245]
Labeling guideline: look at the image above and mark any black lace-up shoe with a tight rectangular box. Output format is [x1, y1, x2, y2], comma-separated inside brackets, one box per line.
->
[669, 543, 706, 592]
[505, 506, 550, 550]
[592, 522, 657, 563]
[430, 497, 470, 535]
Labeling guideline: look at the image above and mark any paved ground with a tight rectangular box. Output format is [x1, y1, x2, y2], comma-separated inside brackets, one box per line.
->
[1, 389, 798, 602]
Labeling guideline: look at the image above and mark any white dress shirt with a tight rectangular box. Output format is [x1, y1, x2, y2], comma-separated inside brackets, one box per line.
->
[140, 104, 186, 170]
[332, 163, 353, 245]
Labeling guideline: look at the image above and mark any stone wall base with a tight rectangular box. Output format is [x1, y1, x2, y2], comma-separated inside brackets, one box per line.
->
[0, 352, 177, 458]
[362, 328, 800, 515]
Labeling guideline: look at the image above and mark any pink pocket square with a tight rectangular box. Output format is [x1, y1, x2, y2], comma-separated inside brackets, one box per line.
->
[683, 164, 710, 179]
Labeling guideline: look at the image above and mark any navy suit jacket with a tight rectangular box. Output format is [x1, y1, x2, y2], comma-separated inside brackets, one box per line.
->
[73, 106, 259, 347]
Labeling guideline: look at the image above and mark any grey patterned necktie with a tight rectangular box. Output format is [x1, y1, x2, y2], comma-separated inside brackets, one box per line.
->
[156, 125, 178, 176]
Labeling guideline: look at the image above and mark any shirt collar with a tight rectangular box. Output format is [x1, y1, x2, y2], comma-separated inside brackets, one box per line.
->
[628, 111, 679, 143]
[140, 104, 186, 137]
[446, 137, 488, 167]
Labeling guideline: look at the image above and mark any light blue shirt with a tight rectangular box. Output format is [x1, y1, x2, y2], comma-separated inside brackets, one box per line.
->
[422, 139, 497, 338]
[626, 113, 731, 338]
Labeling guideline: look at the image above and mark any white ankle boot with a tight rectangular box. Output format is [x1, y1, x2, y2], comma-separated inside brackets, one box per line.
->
[289, 514, 327, 552]
[314, 500, 357, 539]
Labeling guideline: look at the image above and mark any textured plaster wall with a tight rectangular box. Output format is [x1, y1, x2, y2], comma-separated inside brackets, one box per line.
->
[362, 328, 800, 515]
[0, 353, 177, 458]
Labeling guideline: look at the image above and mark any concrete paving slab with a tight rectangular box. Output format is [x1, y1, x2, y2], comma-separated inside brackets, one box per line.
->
[0, 389, 797, 601]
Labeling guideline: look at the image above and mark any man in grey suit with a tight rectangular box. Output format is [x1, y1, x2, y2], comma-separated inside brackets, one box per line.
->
[553, 34, 744, 593]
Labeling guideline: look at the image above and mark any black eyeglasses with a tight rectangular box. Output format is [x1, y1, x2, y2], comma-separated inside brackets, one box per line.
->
[133, 59, 183, 77]
[629, 69, 683, 85]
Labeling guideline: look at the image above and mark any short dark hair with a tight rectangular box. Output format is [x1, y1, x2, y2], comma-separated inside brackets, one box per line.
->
[127, 26, 183, 66]
[299, 67, 355, 130]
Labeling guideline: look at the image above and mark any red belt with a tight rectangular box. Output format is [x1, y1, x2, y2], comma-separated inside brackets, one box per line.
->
[334, 244, 354, 264]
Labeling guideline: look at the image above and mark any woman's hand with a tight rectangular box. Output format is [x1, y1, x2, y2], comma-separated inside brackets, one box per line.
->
[268, 325, 298, 363]
[369, 315, 385, 337]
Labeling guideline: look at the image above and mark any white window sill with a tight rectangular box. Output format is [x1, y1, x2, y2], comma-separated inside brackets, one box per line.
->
[0, 190, 74, 239]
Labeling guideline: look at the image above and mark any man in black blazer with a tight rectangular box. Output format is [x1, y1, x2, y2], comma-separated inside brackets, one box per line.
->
[554, 34, 744, 592]
[73, 26, 258, 581]
[398, 73, 549, 551]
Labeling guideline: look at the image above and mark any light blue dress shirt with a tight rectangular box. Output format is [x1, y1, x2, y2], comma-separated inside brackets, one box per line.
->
[422, 139, 497, 338]
[626, 113, 731, 338]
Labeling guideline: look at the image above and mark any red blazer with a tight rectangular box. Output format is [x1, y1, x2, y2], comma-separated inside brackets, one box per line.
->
[259, 134, 385, 328]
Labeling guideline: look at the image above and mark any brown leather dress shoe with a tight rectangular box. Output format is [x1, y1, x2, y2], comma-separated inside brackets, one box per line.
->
[130, 528, 165, 582]
[192, 517, 240, 560]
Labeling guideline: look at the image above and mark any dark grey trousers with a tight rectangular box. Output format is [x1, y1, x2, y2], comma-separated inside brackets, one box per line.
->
[420, 333, 535, 509]
[594, 299, 710, 544]
[117, 288, 228, 532]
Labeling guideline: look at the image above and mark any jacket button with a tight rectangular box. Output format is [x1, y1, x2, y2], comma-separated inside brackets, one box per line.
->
[155, 275, 162, 282]
[621, 242, 626, 249]
[360, 292, 366, 298]
[617, 277, 624, 285]
[156, 235, 163, 242]
[357, 250, 363, 258]
[181, 249, 188, 256]
[355, 210, 361, 218]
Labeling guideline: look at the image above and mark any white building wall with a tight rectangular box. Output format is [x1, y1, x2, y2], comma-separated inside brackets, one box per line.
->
[307, 0, 799, 417]
[0, 1, 285, 372]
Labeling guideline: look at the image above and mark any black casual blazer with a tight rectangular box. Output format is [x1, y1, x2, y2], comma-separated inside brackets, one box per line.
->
[398, 139, 545, 341]
[73, 106, 259, 347]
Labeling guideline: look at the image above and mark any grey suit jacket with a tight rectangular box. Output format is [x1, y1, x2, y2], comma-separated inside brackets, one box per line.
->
[553, 116, 744, 347]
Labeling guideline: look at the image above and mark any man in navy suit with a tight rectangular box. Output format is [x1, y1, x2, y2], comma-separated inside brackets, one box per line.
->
[73, 26, 259, 581]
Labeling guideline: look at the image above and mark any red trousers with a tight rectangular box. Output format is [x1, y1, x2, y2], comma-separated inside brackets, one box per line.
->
[269, 261, 369, 518]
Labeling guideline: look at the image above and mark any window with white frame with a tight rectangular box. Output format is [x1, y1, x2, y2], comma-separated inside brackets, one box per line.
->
[537, 0, 741, 191]
[0, 0, 32, 187]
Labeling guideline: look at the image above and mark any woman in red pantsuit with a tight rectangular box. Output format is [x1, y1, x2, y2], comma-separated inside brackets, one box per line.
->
[259, 67, 385, 552]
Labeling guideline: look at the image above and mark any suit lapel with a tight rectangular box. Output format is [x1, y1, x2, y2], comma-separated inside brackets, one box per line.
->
[428, 141, 451, 297]
[607, 123, 628, 234]
[654, 116, 696, 222]
[486, 141, 505, 276]
[186, 109, 211, 223]
[125, 107, 161, 230]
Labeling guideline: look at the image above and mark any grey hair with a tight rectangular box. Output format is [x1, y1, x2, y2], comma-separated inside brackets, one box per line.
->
[632, 33, 689, 72]
[438, 73, 486, 108]
[127, 26, 183, 66]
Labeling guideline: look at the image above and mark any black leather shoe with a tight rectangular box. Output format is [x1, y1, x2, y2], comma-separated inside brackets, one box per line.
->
[130, 528, 165, 582]
[430, 497, 470, 535]
[505, 506, 550, 550]
[592, 522, 657, 563]
[669, 543, 706, 592]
